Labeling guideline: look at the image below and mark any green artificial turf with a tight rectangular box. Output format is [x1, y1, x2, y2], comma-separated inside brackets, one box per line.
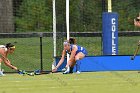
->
[0, 71, 140, 93]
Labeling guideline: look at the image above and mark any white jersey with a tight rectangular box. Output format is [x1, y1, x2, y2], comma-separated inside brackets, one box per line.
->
[0, 45, 5, 48]
[0, 45, 7, 51]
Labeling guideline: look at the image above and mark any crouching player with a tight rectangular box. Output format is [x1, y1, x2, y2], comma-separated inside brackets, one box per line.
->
[52, 38, 87, 74]
[0, 43, 26, 76]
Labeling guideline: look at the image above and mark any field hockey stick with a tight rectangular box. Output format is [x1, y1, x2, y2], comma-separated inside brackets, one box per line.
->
[131, 44, 140, 60]
[18, 70, 34, 76]
[23, 71, 34, 76]
[0, 55, 34, 76]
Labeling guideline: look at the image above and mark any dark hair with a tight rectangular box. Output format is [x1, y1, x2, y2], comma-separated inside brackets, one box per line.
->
[5, 43, 15, 48]
[136, 18, 140, 21]
[69, 37, 76, 44]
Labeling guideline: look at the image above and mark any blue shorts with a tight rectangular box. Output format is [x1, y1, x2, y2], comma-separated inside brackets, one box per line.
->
[81, 48, 88, 56]
[76, 48, 88, 56]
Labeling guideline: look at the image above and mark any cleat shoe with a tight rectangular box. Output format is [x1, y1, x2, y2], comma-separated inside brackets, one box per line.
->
[34, 70, 41, 75]
[63, 70, 69, 74]
[0, 71, 5, 76]
[76, 71, 81, 74]
[61, 68, 67, 72]
[63, 66, 70, 74]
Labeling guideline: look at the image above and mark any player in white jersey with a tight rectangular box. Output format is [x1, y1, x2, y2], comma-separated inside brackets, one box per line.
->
[0, 43, 18, 76]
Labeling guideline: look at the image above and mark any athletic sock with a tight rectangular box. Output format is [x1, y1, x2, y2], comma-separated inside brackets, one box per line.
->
[0, 63, 1, 71]
[69, 67, 73, 73]
[76, 60, 81, 72]
[63, 66, 70, 74]
[66, 66, 70, 72]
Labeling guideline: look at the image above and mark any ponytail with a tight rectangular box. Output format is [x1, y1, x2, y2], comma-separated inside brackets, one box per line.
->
[5, 43, 15, 49]
[69, 37, 76, 44]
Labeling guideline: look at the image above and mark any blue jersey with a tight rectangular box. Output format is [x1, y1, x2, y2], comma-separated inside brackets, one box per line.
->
[66, 44, 88, 56]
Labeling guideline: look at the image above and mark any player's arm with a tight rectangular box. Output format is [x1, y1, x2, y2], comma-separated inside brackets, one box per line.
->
[52, 50, 66, 72]
[69, 45, 77, 61]
[138, 40, 140, 46]
[1, 54, 18, 70]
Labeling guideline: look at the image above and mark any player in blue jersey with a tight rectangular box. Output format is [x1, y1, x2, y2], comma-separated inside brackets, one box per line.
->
[52, 38, 87, 74]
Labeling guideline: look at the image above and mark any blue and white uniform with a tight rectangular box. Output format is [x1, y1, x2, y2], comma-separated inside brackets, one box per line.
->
[0, 45, 7, 51]
[63, 43, 87, 74]
[66, 44, 88, 56]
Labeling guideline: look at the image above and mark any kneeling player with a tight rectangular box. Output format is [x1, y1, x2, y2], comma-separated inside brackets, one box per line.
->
[52, 39, 87, 74]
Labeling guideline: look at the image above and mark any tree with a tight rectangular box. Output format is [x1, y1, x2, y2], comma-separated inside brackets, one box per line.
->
[15, 0, 52, 32]
[0, 0, 14, 33]
[69, 0, 102, 32]
[112, 0, 140, 31]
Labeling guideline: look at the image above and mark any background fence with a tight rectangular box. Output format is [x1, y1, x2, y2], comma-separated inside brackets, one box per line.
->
[0, 0, 140, 72]
[0, 33, 53, 72]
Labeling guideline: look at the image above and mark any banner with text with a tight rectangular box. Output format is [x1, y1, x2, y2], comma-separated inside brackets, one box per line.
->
[102, 12, 118, 55]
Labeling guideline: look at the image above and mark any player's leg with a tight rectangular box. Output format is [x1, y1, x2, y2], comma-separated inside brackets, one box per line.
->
[0, 58, 2, 71]
[0, 58, 5, 76]
[63, 58, 76, 74]
[69, 59, 76, 73]
[75, 52, 86, 73]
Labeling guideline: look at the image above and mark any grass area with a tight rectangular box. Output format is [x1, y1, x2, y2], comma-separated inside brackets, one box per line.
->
[0, 36, 139, 72]
[1, 71, 140, 93]
[75, 36, 140, 55]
